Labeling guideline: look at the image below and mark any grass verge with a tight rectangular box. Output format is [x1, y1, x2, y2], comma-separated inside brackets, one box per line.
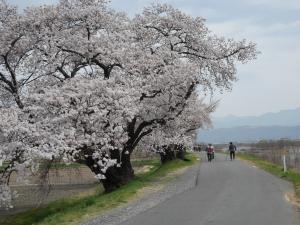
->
[0, 153, 197, 225]
[238, 153, 300, 198]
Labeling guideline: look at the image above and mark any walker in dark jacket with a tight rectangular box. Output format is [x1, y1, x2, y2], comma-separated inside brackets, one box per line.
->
[228, 142, 237, 160]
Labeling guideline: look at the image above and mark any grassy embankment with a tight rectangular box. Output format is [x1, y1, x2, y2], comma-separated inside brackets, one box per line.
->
[238, 153, 300, 198]
[0, 153, 198, 225]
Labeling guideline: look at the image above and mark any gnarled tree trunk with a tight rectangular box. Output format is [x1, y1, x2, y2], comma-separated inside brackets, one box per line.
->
[120, 150, 134, 183]
[98, 150, 134, 192]
[160, 145, 176, 164]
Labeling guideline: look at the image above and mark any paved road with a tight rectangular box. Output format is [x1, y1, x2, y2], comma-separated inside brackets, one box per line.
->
[121, 153, 299, 225]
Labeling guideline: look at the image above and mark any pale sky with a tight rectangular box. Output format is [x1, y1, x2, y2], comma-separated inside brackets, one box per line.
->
[9, 0, 300, 117]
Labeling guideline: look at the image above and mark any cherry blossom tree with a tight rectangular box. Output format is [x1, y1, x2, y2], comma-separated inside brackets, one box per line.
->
[116, 3, 257, 166]
[0, 0, 49, 108]
[138, 93, 215, 163]
[0, 1, 258, 206]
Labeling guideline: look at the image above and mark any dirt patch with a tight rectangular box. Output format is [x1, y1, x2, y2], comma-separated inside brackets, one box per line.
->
[167, 167, 190, 177]
[135, 165, 154, 174]
[284, 192, 300, 209]
[135, 184, 165, 199]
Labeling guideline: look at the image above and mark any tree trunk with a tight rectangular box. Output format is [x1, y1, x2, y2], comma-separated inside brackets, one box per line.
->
[84, 155, 121, 193]
[176, 145, 186, 160]
[120, 151, 134, 183]
[101, 166, 122, 192]
[176, 149, 185, 160]
[97, 149, 135, 192]
[160, 146, 176, 164]
[81, 145, 135, 193]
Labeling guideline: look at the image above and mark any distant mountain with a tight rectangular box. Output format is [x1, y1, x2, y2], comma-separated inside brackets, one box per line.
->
[212, 107, 300, 128]
[196, 107, 300, 143]
[197, 126, 300, 144]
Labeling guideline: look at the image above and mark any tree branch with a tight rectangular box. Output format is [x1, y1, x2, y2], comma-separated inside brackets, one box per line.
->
[140, 89, 162, 101]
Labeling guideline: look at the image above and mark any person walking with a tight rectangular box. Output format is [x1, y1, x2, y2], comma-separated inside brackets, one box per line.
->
[229, 142, 237, 160]
[206, 144, 214, 162]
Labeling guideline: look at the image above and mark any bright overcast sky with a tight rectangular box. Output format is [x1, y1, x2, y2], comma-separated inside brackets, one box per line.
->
[9, 0, 300, 117]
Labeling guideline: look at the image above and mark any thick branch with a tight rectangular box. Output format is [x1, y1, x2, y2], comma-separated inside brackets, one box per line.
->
[131, 129, 153, 150]
[92, 58, 122, 79]
[0, 71, 14, 91]
[2, 55, 17, 87]
[140, 89, 162, 101]
[57, 66, 70, 79]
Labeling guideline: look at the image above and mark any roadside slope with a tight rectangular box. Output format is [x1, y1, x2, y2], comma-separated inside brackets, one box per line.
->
[0, 155, 198, 225]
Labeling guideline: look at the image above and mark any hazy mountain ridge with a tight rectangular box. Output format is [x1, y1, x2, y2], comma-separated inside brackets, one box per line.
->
[197, 125, 300, 144]
[197, 107, 300, 143]
[212, 107, 300, 128]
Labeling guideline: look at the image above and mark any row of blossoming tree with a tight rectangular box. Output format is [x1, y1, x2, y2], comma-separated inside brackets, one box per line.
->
[0, 0, 257, 208]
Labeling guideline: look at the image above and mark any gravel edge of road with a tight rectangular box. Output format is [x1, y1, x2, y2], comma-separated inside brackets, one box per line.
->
[80, 162, 200, 225]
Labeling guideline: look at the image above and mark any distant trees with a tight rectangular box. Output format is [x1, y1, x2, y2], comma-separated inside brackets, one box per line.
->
[250, 139, 300, 149]
[0, 0, 257, 208]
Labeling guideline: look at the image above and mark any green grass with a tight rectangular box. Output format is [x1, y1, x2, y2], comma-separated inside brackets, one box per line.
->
[238, 153, 300, 197]
[0, 162, 9, 173]
[0, 154, 197, 225]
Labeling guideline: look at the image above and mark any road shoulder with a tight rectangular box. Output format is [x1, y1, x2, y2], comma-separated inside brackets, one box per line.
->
[80, 164, 199, 225]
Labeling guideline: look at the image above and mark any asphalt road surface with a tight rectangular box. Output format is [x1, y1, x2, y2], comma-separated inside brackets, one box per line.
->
[121, 153, 299, 225]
